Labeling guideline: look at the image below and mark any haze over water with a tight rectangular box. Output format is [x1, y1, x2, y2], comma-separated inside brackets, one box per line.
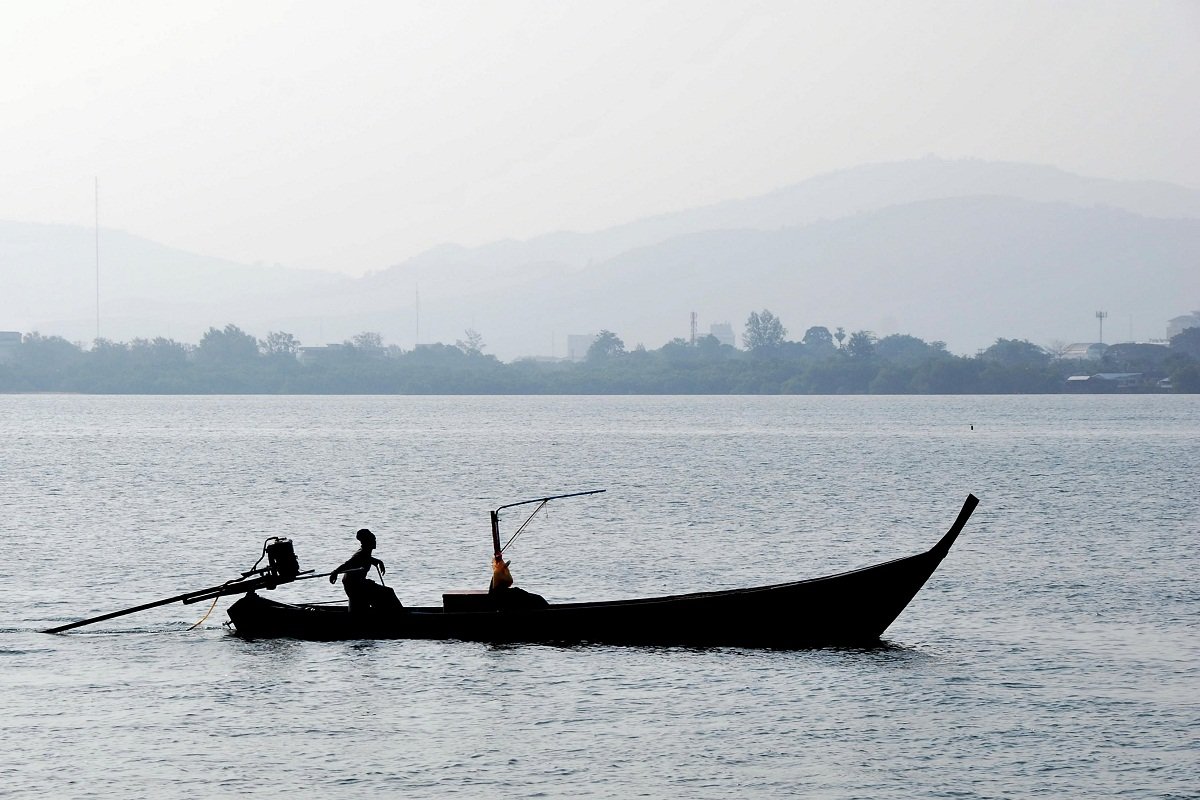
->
[2, 395, 1196, 798]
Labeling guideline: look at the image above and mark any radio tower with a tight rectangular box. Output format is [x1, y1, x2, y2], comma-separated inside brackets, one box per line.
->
[690, 311, 697, 346]
[95, 177, 100, 342]
[1095, 310, 1108, 343]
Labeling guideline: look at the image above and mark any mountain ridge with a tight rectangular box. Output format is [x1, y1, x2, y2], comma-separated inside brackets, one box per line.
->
[373, 156, 1200, 280]
[402, 194, 1200, 356]
[3, 158, 1198, 355]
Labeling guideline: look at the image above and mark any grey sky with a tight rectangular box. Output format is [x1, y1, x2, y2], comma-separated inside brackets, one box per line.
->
[3, 0, 1197, 276]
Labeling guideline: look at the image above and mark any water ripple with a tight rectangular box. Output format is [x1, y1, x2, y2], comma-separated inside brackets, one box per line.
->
[1, 394, 1196, 799]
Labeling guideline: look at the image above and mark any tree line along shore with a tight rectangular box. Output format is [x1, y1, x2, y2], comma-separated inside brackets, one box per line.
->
[2, 313, 1199, 395]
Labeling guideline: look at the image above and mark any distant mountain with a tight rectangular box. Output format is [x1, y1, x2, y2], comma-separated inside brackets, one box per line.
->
[367, 157, 1200, 283]
[397, 196, 1200, 357]
[3, 159, 1198, 355]
[344, 157, 1200, 355]
[0, 221, 347, 343]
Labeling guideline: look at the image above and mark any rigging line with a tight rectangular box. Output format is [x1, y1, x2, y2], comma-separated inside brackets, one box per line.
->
[241, 536, 274, 577]
[187, 593, 221, 630]
[494, 488, 605, 514]
[501, 499, 549, 553]
[188, 577, 238, 630]
[190, 537, 287, 630]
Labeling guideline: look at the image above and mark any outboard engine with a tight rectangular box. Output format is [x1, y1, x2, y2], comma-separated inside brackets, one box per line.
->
[265, 537, 300, 580]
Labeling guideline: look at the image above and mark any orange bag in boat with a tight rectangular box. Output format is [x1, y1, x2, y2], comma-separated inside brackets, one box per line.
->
[490, 555, 514, 591]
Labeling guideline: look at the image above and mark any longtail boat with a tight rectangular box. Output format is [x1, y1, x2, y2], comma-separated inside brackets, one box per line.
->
[225, 492, 979, 647]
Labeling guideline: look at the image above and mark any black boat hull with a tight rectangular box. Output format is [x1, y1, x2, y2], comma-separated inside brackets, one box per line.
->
[228, 494, 978, 647]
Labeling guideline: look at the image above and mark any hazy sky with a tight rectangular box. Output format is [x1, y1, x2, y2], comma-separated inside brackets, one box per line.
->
[3, 0, 1197, 276]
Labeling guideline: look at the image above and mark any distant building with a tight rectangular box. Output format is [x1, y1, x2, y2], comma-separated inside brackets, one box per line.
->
[1065, 372, 1144, 392]
[1167, 312, 1200, 340]
[567, 334, 597, 362]
[0, 331, 20, 365]
[297, 344, 347, 365]
[516, 355, 566, 364]
[709, 322, 735, 348]
[1059, 342, 1108, 360]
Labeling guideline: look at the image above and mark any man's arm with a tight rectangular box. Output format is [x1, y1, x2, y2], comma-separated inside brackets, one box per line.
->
[329, 552, 369, 583]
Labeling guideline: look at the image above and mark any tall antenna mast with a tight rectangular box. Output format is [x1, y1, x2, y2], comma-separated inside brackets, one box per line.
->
[690, 311, 697, 346]
[1095, 310, 1108, 343]
[94, 177, 100, 342]
[415, 284, 420, 346]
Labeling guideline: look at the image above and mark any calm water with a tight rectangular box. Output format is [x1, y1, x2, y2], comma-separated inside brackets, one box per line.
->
[1, 395, 1196, 799]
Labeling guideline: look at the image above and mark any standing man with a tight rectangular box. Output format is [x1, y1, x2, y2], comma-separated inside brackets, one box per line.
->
[329, 528, 402, 614]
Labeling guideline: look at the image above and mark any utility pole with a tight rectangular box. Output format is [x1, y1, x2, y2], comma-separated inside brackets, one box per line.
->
[1096, 310, 1108, 343]
[94, 177, 100, 342]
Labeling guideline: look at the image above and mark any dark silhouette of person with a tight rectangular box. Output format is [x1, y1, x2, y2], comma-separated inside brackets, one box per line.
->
[329, 528, 402, 615]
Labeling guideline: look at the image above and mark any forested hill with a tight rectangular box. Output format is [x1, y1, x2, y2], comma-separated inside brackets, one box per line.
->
[3, 324, 1198, 394]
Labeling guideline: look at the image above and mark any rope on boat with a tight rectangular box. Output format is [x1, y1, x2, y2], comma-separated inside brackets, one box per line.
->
[189, 537, 289, 629]
[189, 539, 307, 630]
[187, 577, 238, 630]
[187, 593, 222, 630]
[501, 499, 550, 553]
[494, 489, 601, 555]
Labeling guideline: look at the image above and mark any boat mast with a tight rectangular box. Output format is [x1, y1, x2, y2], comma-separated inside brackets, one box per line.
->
[490, 489, 606, 557]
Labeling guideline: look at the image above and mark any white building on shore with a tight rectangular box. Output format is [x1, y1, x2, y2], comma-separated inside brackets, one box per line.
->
[1167, 312, 1200, 340]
